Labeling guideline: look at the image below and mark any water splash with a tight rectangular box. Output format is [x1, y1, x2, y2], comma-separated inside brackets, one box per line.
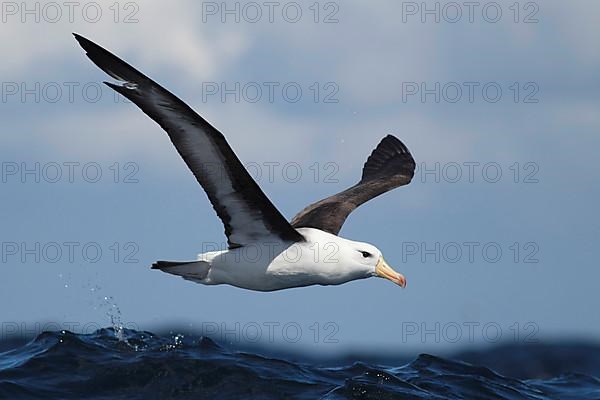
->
[101, 295, 126, 342]
[161, 333, 185, 352]
[82, 280, 128, 343]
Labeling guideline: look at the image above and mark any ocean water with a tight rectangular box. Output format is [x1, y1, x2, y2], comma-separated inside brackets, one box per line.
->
[1, 328, 599, 399]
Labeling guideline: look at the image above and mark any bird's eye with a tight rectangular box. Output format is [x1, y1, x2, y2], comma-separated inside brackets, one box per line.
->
[360, 251, 372, 258]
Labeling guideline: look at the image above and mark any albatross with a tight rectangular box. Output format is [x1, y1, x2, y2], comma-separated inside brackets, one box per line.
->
[74, 34, 416, 292]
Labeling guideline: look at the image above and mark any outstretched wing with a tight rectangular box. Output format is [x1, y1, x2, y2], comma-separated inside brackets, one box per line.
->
[291, 135, 415, 235]
[74, 34, 304, 248]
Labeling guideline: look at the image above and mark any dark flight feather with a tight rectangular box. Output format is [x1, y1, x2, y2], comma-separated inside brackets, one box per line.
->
[74, 33, 304, 248]
[291, 135, 415, 235]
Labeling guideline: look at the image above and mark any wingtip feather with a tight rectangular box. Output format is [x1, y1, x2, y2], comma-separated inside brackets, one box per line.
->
[73, 33, 147, 84]
[73, 32, 96, 52]
[360, 135, 415, 183]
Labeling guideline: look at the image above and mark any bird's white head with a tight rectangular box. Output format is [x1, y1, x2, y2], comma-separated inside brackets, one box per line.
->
[342, 240, 407, 288]
[297, 228, 406, 288]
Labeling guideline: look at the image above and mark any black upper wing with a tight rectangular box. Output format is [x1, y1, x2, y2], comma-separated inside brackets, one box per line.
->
[291, 135, 415, 235]
[74, 34, 304, 248]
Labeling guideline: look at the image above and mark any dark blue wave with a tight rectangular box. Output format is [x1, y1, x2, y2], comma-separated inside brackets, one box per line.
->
[1, 329, 599, 399]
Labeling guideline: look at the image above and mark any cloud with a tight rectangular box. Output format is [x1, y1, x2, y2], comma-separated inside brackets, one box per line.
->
[1, 0, 599, 179]
[0, 1, 250, 80]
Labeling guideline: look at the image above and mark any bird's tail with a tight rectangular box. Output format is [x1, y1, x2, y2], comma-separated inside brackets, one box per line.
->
[151, 260, 211, 282]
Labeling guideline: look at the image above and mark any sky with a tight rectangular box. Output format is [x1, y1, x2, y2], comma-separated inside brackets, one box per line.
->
[1, 0, 599, 356]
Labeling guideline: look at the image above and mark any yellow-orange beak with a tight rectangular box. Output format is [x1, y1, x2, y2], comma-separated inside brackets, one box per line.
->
[375, 257, 406, 288]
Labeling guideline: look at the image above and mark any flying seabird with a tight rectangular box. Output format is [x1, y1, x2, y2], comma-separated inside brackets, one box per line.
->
[74, 34, 416, 292]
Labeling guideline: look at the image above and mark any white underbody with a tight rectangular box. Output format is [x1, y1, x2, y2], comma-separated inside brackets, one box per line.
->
[160, 228, 377, 291]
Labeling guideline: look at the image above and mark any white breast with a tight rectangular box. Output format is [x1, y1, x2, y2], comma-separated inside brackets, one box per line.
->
[201, 228, 368, 291]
